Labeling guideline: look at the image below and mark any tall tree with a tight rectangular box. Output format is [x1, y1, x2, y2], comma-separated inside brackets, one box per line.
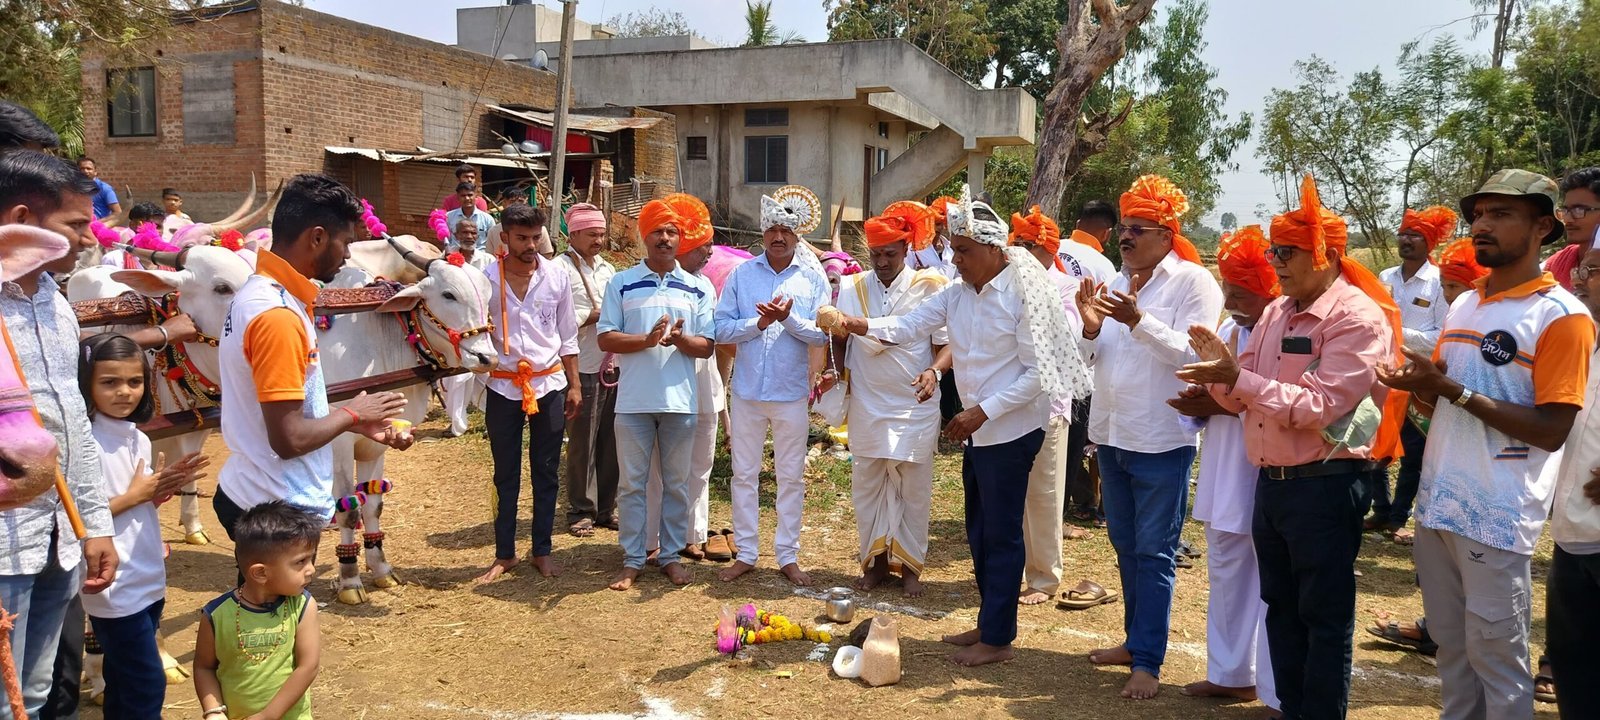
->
[1220, 212, 1237, 231]
[1392, 36, 1471, 210]
[987, 0, 1063, 98]
[742, 1, 803, 46]
[1257, 57, 1398, 248]
[824, 0, 995, 85]
[605, 8, 693, 38]
[1024, 0, 1158, 219]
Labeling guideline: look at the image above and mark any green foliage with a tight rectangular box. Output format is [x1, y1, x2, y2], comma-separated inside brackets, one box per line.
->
[931, 145, 1035, 218]
[742, 1, 803, 46]
[824, 0, 995, 85]
[987, 0, 1062, 97]
[605, 7, 693, 38]
[1220, 212, 1237, 231]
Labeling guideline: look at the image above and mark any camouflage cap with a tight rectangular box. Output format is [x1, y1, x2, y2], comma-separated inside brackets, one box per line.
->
[1460, 169, 1565, 245]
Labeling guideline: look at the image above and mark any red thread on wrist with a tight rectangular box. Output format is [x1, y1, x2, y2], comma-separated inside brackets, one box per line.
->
[341, 407, 360, 425]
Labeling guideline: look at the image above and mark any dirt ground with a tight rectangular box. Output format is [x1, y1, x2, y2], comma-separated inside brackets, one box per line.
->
[91, 408, 1559, 720]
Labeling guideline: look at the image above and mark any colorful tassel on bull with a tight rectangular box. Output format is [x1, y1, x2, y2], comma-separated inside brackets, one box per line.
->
[89, 220, 121, 249]
[427, 208, 450, 244]
[216, 229, 245, 252]
[130, 222, 180, 253]
[360, 479, 392, 495]
[359, 198, 388, 239]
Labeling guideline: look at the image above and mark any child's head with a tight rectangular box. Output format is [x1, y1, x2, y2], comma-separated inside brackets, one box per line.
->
[233, 501, 323, 597]
[127, 201, 164, 227]
[79, 334, 154, 423]
[160, 188, 182, 214]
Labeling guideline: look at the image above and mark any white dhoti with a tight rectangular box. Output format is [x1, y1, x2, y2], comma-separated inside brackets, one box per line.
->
[851, 456, 934, 574]
[837, 268, 948, 576]
[646, 411, 717, 549]
[441, 372, 484, 436]
[729, 396, 810, 567]
[1023, 414, 1069, 595]
[1205, 525, 1276, 706]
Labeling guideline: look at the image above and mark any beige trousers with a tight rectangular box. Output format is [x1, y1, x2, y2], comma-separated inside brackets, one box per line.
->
[1023, 415, 1069, 595]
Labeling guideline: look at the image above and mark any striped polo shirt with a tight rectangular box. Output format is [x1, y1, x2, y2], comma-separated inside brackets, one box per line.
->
[596, 261, 716, 414]
[1417, 272, 1594, 554]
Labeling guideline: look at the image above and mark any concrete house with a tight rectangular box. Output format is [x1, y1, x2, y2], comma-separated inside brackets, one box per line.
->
[454, 3, 1036, 238]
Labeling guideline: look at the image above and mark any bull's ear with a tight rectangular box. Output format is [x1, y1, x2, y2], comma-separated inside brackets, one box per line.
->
[111, 269, 185, 297]
[374, 283, 424, 314]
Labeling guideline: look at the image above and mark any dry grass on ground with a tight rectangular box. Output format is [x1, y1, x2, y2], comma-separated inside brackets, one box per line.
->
[89, 409, 1559, 719]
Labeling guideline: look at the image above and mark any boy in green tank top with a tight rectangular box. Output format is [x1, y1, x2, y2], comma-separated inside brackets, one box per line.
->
[195, 501, 323, 719]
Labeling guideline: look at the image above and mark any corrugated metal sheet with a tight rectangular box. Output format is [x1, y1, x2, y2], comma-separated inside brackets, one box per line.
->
[487, 104, 662, 133]
[397, 164, 460, 217]
[324, 146, 549, 171]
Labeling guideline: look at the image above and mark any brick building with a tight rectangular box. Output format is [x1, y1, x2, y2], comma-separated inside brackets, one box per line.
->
[79, 0, 676, 239]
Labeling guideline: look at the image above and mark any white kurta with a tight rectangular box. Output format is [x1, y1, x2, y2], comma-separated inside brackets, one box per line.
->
[838, 268, 949, 462]
[1188, 318, 1257, 535]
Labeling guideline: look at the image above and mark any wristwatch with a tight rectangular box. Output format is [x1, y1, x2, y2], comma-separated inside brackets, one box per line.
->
[925, 368, 943, 383]
[1453, 388, 1475, 407]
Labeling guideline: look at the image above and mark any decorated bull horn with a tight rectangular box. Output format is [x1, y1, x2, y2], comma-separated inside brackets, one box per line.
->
[211, 173, 259, 226]
[385, 234, 436, 272]
[215, 179, 283, 232]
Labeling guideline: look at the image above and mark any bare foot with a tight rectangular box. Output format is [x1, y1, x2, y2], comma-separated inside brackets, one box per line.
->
[528, 554, 562, 577]
[1089, 645, 1133, 666]
[901, 570, 924, 598]
[941, 628, 981, 646]
[476, 557, 518, 584]
[951, 642, 1015, 667]
[1064, 524, 1092, 540]
[718, 560, 755, 582]
[662, 561, 691, 586]
[608, 567, 640, 591]
[1181, 680, 1257, 700]
[855, 557, 890, 591]
[780, 562, 812, 586]
[1121, 670, 1160, 700]
[1019, 588, 1051, 605]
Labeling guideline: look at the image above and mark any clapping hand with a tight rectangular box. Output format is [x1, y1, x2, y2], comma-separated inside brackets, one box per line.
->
[644, 314, 671, 346]
[1166, 384, 1223, 418]
[1076, 278, 1105, 336]
[153, 451, 210, 505]
[1376, 346, 1453, 400]
[1176, 325, 1241, 386]
[659, 318, 686, 347]
[756, 296, 794, 324]
[1093, 276, 1144, 327]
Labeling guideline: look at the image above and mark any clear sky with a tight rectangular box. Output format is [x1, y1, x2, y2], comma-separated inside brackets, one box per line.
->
[307, 0, 1493, 225]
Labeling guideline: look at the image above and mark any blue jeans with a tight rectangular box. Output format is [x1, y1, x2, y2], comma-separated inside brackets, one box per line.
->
[0, 541, 85, 717]
[88, 599, 166, 719]
[1098, 444, 1195, 677]
[614, 412, 696, 570]
[964, 428, 1045, 647]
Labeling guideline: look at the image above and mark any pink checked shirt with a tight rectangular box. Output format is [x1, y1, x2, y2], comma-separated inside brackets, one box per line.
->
[1210, 277, 1396, 467]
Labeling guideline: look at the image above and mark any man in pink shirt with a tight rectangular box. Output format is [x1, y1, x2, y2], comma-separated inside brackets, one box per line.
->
[1180, 175, 1403, 720]
[440, 163, 489, 212]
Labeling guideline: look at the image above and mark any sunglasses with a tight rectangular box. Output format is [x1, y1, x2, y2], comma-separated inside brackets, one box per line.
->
[1262, 245, 1301, 263]
[1115, 224, 1170, 239]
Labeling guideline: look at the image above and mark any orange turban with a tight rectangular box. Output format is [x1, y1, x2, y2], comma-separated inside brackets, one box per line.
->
[641, 193, 713, 256]
[1009, 205, 1065, 271]
[1399, 205, 1459, 250]
[1436, 237, 1488, 287]
[1069, 228, 1104, 253]
[864, 201, 936, 250]
[1216, 225, 1279, 300]
[1119, 175, 1202, 264]
[930, 196, 956, 226]
[1272, 174, 1409, 459]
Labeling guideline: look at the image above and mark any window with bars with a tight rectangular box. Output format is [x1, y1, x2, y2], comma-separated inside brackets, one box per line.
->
[687, 135, 708, 160]
[744, 108, 789, 127]
[745, 136, 788, 184]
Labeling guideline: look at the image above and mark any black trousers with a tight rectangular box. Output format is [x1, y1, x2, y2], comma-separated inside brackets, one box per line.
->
[964, 428, 1045, 647]
[1063, 396, 1095, 514]
[1253, 470, 1367, 720]
[939, 368, 961, 423]
[41, 595, 83, 720]
[1548, 545, 1600, 720]
[486, 387, 567, 560]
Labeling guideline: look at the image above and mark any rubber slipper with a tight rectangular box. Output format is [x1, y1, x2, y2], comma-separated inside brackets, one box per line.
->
[568, 519, 595, 538]
[1057, 579, 1119, 610]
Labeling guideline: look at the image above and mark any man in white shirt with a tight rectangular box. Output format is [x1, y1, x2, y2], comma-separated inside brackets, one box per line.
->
[1060, 200, 1118, 527]
[479, 204, 581, 583]
[826, 201, 950, 597]
[555, 203, 620, 538]
[1169, 225, 1279, 713]
[1078, 175, 1223, 700]
[1548, 244, 1600, 718]
[821, 188, 1092, 668]
[1370, 206, 1455, 540]
[444, 182, 495, 252]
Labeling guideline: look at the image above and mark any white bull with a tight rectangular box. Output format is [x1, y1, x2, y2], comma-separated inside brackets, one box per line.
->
[317, 239, 494, 604]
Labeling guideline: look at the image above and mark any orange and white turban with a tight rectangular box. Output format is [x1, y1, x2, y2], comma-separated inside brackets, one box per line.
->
[1399, 205, 1459, 250]
[929, 196, 957, 226]
[640, 193, 713, 254]
[1009, 205, 1064, 270]
[1119, 175, 1202, 264]
[1216, 225, 1279, 300]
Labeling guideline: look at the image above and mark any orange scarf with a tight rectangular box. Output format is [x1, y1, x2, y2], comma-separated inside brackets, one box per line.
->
[1069, 228, 1104, 253]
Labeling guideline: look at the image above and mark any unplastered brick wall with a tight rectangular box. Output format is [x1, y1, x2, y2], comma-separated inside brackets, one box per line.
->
[629, 107, 678, 191]
[82, 0, 564, 229]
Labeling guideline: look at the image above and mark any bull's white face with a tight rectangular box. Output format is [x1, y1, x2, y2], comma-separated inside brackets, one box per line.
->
[113, 246, 256, 342]
[411, 262, 494, 372]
